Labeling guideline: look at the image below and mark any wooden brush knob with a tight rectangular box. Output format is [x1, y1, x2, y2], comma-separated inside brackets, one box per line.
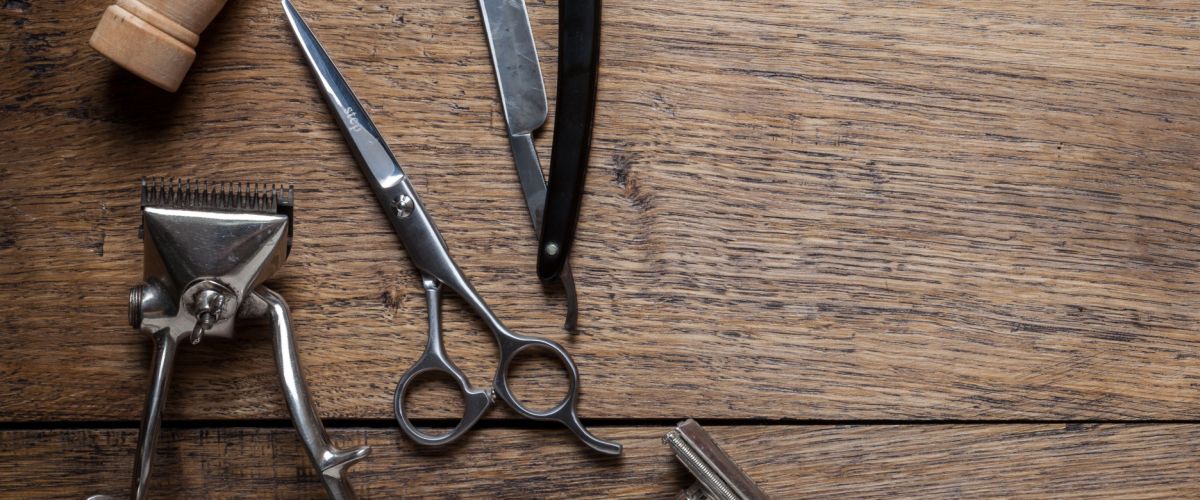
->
[88, 0, 229, 92]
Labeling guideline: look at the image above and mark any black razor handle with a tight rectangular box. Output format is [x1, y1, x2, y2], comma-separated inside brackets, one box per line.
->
[538, 0, 602, 282]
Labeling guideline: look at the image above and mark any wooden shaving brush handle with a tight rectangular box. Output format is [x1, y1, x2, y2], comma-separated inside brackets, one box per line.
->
[89, 0, 230, 92]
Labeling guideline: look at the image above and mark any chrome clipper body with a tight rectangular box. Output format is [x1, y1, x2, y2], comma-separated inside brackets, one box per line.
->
[115, 178, 369, 500]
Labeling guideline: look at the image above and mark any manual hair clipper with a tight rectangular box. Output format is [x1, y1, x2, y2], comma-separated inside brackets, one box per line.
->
[94, 178, 370, 500]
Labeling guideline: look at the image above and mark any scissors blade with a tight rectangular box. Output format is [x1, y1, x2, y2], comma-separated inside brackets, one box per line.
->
[479, 0, 579, 331]
[284, 0, 469, 277]
[283, 0, 410, 192]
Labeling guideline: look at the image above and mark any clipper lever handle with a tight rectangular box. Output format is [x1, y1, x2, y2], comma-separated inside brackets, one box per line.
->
[131, 328, 180, 500]
[259, 287, 371, 500]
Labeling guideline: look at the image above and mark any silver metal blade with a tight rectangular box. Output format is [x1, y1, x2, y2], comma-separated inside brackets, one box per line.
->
[283, 0, 407, 191]
[479, 0, 548, 136]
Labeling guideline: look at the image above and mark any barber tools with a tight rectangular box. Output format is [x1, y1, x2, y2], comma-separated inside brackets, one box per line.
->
[101, 178, 369, 500]
[537, 0, 603, 283]
[282, 0, 621, 455]
[665, 420, 768, 500]
[89, 0, 230, 91]
[476, 0, 581, 330]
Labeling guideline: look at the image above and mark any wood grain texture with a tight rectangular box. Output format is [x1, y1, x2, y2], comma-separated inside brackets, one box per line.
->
[3, 424, 1199, 498]
[1, 0, 1198, 422]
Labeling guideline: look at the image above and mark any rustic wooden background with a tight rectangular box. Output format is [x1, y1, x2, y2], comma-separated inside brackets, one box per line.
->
[2, 0, 1198, 497]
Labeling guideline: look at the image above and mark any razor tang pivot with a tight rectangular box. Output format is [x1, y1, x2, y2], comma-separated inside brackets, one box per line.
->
[116, 179, 369, 500]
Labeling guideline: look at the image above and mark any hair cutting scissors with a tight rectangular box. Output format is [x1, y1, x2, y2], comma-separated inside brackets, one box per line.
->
[282, 0, 621, 455]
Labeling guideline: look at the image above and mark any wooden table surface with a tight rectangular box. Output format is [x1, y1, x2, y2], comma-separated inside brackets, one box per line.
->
[2, 0, 1198, 497]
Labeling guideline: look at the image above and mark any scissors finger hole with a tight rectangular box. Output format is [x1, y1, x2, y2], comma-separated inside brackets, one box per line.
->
[401, 370, 466, 435]
[504, 345, 571, 414]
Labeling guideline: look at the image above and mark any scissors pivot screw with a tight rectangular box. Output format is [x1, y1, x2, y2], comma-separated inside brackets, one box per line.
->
[544, 242, 560, 256]
[392, 195, 415, 218]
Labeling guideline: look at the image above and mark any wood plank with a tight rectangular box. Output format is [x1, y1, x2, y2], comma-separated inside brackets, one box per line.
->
[1, 1, 1197, 421]
[3, 424, 1199, 498]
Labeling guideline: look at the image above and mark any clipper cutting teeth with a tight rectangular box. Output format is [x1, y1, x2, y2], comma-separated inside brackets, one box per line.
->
[141, 177, 294, 214]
